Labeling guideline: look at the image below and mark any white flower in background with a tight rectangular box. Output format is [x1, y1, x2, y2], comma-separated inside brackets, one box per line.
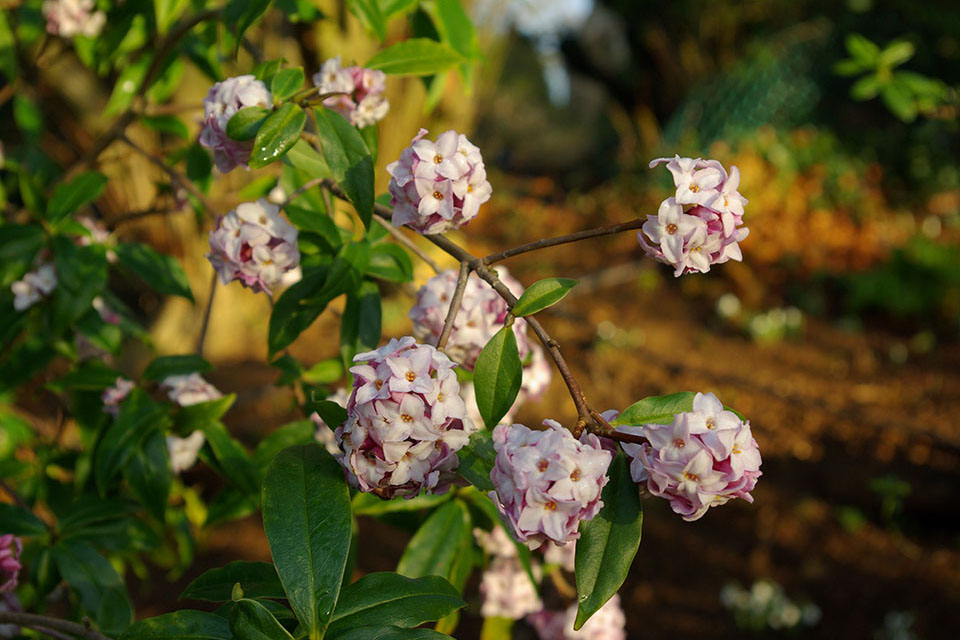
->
[543, 539, 576, 572]
[310, 388, 350, 458]
[101, 377, 134, 416]
[474, 526, 519, 559]
[167, 431, 206, 474]
[42, 0, 106, 38]
[11, 264, 57, 311]
[527, 595, 627, 640]
[313, 57, 390, 128]
[160, 373, 222, 407]
[480, 556, 542, 619]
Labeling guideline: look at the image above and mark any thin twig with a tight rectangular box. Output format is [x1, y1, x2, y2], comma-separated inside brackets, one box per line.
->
[281, 177, 327, 209]
[437, 261, 471, 351]
[119, 134, 215, 214]
[482, 218, 644, 264]
[372, 214, 441, 274]
[0, 477, 29, 511]
[34, 627, 75, 640]
[196, 271, 218, 356]
[0, 611, 113, 640]
[108, 207, 184, 229]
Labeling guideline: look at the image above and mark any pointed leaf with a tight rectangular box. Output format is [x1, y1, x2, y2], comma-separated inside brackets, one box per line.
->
[313, 108, 374, 228]
[227, 106, 273, 141]
[46, 172, 108, 222]
[397, 500, 470, 580]
[0, 503, 47, 536]
[114, 242, 193, 301]
[250, 103, 306, 169]
[345, 0, 386, 41]
[330, 627, 454, 640]
[473, 326, 522, 429]
[54, 542, 133, 636]
[455, 429, 495, 492]
[270, 67, 306, 101]
[142, 354, 212, 381]
[95, 389, 171, 494]
[230, 598, 295, 640]
[182, 561, 285, 602]
[610, 392, 695, 428]
[510, 278, 577, 317]
[125, 430, 172, 522]
[365, 39, 464, 76]
[119, 610, 232, 639]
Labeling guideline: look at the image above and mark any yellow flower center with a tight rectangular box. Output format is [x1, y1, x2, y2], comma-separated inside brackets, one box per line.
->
[405, 371, 416, 382]
[689, 184, 700, 193]
[673, 438, 685, 448]
[433, 190, 444, 200]
[434, 154, 443, 164]
[401, 414, 414, 423]
[705, 418, 716, 430]
[544, 501, 557, 511]
[684, 472, 699, 481]
[570, 469, 581, 481]
[666, 223, 678, 235]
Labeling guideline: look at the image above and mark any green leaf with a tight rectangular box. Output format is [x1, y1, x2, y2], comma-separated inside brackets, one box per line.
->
[879, 39, 915, 67]
[0, 503, 47, 536]
[0, 11, 16, 82]
[473, 326, 522, 429]
[114, 242, 194, 301]
[573, 453, 643, 629]
[174, 395, 237, 433]
[253, 421, 315, 471]
[95, 389, 171, 494]
[262, 444, 352, 638]
[397, 500, 470, 580]
[346, 0, 386, 41]
[365, 39, 464, 76]
[845, 33, 879, 65]
[455, 429, 495, 492]
[359, 125, 378, 164]
[104, 56, 150, 116]
[250, 104, 307, 169]
[850, 74, 882, 101]
[271, 67, 306, 101]
[254, 59, 284, 85]
[125, 431, 172, 522]
[366, 244, 413, 283]
[302, 358, 344, 385]
[49, 361, 124, 392]
[141, 114, 190, 139]
[313, 108, 374, 228]
[119, 610, 232, 639]
[46, 172, 108, 222]
[327, 573, 464, 636]
[340, 280, 381, 367]
[223, 0, 273, 55]
[427, 0, 478, 81]
[154, 0, 189, 34]
[282, 139, 333, 178]
[230, 598, 296, 640]
[307, 400, 348, 433]
[833, 58, 869, 77]
[610, 392, 695, 427]
[143, 354, 212, 381]
[350, 492, 450, 516]
[285, 205, 341, 240]
[377, 0, 419, 19]
[54, 541, 133, 636]
[330, 627, 454, 640]
[182, 562, 285, 602]
[510, 277, 577, 317]
[51, 239, 108, 328]
[0, 338, 55, 393]
[203, 423, 260, 496]
[882, 78, 918, 122]
[227, 106, 274, 141]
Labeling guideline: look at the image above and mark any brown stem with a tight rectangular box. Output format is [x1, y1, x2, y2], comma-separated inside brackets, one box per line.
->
[108, 206, 184, 229]
[436, 261, 471, 351]
[482, 218, 645, 264]
[0, 611, 113, 640]
[196, 270, 218, 356]
[281, 177, 326, 209]
[371, 214, 441, 274]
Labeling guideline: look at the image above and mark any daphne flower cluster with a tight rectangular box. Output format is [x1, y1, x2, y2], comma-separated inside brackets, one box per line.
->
[0, 535, 21, 593]
[160, 374, 222, 407]
[386, 129, 492, 234]
[335, 337, 475, 499]
[638, 155, 749, 276]
[618, 392, 762, 521]
[207, 199, 299, 295]
[489, 421, 611, 549]
[102, 377, 135, 416]
[42, 0, 105, 37]
[409, 267, 530, 370]
[167, 431, 206, 475]
[199, 75, 273, 173]
[528, 595, 627, 640]
[11, 264, 57, 311]
[312, 57, 390, 128]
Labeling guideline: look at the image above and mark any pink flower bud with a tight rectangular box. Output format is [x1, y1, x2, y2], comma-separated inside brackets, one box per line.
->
[409, 267, 531, 371]
[386, 129, 492, 234]
[618, 392, 762, 521]
[207, 199, 300, 295]
[335, 337, 476, 499]
[0, 535, 22, 593]
[101, 377, 134, 416]
[312, 57, 390, 128]
[640, 156, 749, 277]
[489, 421, 612, 549]
[199, 76, 273, 173]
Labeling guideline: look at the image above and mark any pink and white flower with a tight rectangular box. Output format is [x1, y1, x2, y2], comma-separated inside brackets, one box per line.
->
[310, 388, 350, 458]
[0, 535, 21, 593]
[618, 392, 762, 521]
[312, 57, 390, 128]
[409, 267, 530, 371]
[42, 0, 105, 37]
[387, 129, 492, 234]
[640, 155, 749, 276]
[160, 373, 222, 407]
[527, 595, 627, 640]
[167, 431, 206, 474]
[207, 199, 299, 295]
[480, 556, 543, 619]
[199, 75, 273, 173]
[11, 264, 57, 311]
[102, 377, 135, 416]
[335, 337, 476, 499]
[489, 421, 612, 549]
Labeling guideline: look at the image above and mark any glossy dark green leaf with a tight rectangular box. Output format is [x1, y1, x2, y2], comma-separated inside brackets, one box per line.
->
[346, 0, 386, 41]
[397, 500, 470, 580]
[52, 239, 108, 328]
[327, 573, 464, 635]
[270, 67, 305, 101]
[0, 224, 45, 267]
[284, 204, 341, 240]
[609, 392, 695, 428]
[142, 354, 212, 381]
[54, 541, 133, 636]
[114, 242, 193, 301]
[574, 453, 643, 629]
[119, 610, 232, 639]
[227, 106, 273, 141]
[0, 338, 55, 393]
[250, 103, 307, 169]
[230, 598, 295, 640]
[48, 360, 124, 392]
[366, 244, 412, 283]
[455, 429, 495, 492]
[473, 326, 522, 429]
[262, 444, 352, 637]
[365, 39, 464, 76]
[252, 420, 315, 471]
[340, 280, 381, 367]
[0, 12, 16, 81]
[223, 0, 273, 55]
[282, 139, 332, 178]
[183, 562, 285, 602]
[125, 430, 172, 522]
[0, 503, 47, 536]
[46, 172, 108, 222]
[330, 627, 453, 640]
[307, 400, 348, 434]
[253, 59, 284, 84]
[510, 278, 577, 317]
[359, 125, 378, 164]
[203, 423, 259, 496]
[313, 108, 374, 228]
[95, 389, 171, 494]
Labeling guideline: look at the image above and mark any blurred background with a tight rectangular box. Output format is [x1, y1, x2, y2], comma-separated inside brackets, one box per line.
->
[8, 0, 960, 637]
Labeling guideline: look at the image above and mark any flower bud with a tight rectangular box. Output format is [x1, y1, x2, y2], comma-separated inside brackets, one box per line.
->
[312, 57, 390, 128]
[386, 129, 492, 234]
[11, 264, 57, 312]
[489, 421, 612, 549]
[101, 377, 135, 416]
[167, 431, 206, 474]
[0, 535, 22, 593]
[618, 392, 762, 521]
[199, 76, 273, 173]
